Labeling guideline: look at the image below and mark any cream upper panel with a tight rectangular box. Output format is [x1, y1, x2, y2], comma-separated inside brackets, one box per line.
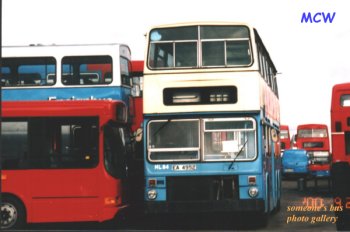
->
[143, 71, 262, 114]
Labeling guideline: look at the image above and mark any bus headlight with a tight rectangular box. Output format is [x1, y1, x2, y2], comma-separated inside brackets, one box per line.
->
[248, 187, 259, 198]
[147, 189, 157, 200]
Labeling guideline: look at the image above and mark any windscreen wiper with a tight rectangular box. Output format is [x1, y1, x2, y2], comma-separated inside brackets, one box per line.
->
[152, 119, 172, 137]
[228, 139, 248, 170]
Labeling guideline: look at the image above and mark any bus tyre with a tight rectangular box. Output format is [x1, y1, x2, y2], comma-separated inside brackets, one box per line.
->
[1, 196, 26, 230]
[271, 199, 281, 215]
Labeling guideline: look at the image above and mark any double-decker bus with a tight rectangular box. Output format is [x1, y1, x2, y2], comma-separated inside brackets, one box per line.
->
[330, 83, 350, 230]
[1, 100, 129, 229]
[331, 83, 350, 164]
[142, 22, 281, 225]
[280, 125, 291, 152]
[295, 124, 331, 178]
[1, 44, 134, 120]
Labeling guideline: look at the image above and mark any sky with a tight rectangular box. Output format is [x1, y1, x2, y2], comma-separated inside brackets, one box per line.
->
[2, 0, 350, 135]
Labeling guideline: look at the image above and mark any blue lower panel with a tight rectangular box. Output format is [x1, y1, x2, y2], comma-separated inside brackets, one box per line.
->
[145, 199, 265, 214]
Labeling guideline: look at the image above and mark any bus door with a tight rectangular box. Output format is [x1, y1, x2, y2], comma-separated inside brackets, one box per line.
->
[263, 125, 279, 211]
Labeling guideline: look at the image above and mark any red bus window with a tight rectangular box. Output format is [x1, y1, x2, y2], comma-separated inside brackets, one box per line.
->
[341, 94, 350, 107]
[1, 117, 98, 170]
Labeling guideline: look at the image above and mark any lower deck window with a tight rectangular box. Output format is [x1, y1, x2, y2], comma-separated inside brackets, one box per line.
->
[148, 120, 200, 162]
[203, 118, 256, 161]
[1, 117, 98, 169]
[302, 142, 324, 148]
[147, 118, 256, 162]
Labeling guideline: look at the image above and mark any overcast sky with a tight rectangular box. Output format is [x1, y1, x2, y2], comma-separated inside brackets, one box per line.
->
[3, 0, 350, 135]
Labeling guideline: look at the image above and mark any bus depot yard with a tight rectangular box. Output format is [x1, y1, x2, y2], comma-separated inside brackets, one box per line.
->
[1, 22, 350, 231]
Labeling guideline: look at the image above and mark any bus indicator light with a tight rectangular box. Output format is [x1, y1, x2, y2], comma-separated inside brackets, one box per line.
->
[104, 197, 117, 206]
[148, 179, 157, 187]
[248, 176, 256, 185]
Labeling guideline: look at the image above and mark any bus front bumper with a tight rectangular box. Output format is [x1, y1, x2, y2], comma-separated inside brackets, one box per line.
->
[145, 199, 265, 214]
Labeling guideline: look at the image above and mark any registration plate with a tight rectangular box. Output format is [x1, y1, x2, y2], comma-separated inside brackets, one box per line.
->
[284, 168, 294, 173]
[172, 164, 196, 171]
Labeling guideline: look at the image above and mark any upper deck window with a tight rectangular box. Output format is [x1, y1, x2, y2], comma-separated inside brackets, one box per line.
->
[201, 26, 251, 66]
[341, 94, 350, 107]
[0, 57, 56, 87]
[148, 25, 252, 69]
[298, 129, 328, 138]
[61, 56, 112, 85]
[280, 130, 289, 139]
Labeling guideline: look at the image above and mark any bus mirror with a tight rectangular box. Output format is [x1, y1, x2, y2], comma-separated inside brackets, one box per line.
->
[271, 129, 278, 142]
[131, 84, 141, 97]
[135, 128, 143, 142]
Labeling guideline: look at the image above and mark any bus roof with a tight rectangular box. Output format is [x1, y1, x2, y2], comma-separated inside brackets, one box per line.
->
[332, 82, 350, 92]
[2, 43, 131, 58]
[147, 21, 253, 30]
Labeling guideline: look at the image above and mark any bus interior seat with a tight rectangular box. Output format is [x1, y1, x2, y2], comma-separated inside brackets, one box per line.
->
[20, 73, 41, 85]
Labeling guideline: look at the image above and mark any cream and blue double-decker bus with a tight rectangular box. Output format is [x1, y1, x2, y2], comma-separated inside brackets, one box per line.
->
[142, 22, 281, 225]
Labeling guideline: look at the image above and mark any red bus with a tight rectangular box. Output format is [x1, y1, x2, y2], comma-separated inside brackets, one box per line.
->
[331, 83, 350, 163]
[280, 125, 291, 152]
[330, 82, 350, 230]
[295, 124, 331, 177]
[1, 100, 129, 229]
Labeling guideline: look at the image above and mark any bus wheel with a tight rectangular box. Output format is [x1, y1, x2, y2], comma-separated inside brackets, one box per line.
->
[1, 196, 26, 230]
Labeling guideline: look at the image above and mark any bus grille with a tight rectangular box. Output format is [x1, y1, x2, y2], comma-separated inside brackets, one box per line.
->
[167, 176, 239, 202]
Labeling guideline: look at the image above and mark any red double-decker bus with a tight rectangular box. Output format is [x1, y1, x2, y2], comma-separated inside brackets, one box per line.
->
[280, 125, 291, 152]
[1, 100, 129, 229]
[330, 82, 350, 230]
[295, 124, 331, 177]
[331, 83, 350, 164]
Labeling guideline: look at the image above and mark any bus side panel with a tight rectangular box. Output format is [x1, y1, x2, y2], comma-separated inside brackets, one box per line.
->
[27, 169, 100, 223]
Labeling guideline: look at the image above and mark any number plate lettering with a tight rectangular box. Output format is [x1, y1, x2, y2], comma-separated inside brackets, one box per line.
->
[172, 164, 196, 171]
